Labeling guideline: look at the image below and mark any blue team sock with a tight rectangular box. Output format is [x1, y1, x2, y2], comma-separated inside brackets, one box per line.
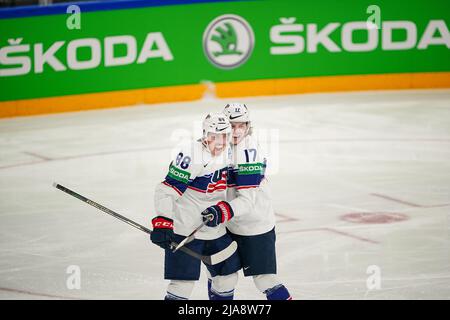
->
[165, 292, 188, 300]
[210, 291, 234, 300]
[207, 278, 213, 300]
[208, 278, 234, 300]
[265, 284, 292, 300]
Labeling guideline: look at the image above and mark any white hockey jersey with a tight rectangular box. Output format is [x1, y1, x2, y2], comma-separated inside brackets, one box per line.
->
[226, 134, 276, 236]
[153, 140, 232, 240]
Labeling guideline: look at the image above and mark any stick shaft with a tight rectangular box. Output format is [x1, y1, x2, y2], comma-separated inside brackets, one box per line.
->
[173, 221, 206, 252]
[54, 183, 152, 234]
[173, 214, 213, 252]
[53, 183, 210, 264]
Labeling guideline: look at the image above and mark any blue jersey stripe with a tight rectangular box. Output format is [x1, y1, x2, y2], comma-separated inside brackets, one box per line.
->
[236, 173, 262, 187]
[164, 176, 188, 194]
[187, 167, 228, 192]
[188, 175, 210, 191]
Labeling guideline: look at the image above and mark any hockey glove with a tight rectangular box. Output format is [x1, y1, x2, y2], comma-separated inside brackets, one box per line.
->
[151, 216, 174, 250]
[201, 201, 234, 227]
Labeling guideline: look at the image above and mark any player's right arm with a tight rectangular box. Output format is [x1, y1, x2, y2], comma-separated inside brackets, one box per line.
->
[154, 147, 201, 220]
[152, 146, 201, 248]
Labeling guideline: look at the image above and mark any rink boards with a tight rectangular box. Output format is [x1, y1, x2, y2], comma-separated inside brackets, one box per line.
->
[0, 0, 449, 117]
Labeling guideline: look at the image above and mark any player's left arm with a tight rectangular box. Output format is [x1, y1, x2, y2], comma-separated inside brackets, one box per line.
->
[202, 143, 266, 226]
[227, 145, 266, 217]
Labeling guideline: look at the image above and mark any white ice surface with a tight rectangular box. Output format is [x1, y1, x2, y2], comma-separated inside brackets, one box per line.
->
[0, 89, 449, 299]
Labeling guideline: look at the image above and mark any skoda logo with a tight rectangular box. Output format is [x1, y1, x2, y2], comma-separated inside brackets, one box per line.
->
[203, 14, 255, 69]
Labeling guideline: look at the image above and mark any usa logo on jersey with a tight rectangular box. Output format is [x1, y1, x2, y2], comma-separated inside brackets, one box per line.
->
[207, 168, 227, 193]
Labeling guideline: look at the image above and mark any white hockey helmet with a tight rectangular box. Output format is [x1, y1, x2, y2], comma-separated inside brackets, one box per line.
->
[223, 103, 250, 123]
[202, 113, 231, 139]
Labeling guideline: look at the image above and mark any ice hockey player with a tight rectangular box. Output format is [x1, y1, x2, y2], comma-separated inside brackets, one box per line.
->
[151, 113, 241, 300]
[203, 103, 292, 300]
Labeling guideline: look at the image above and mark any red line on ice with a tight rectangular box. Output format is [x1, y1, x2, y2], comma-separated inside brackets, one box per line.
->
[280, 227, 379, 244]
[0, 160, 47, 170]
[0, 287, 82, 300]
[0, 146, 169, 170]
[371, 193, 450, 208]
[322, 227, 380, 244]
[275, 212, 300, 223]
[23, 151, 53, 161]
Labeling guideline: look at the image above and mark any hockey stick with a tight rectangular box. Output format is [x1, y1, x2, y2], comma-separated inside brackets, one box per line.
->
[53, 183, 237, 265]
[173, 215, 213, 252]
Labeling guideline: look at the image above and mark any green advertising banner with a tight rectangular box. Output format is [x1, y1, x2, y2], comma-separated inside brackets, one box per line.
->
[0, 0, 449, 102]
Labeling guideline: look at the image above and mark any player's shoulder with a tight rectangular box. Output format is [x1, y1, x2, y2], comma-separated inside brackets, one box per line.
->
[233, 134, 266, 163]
[172, 139, 204, 160]
[234, 134, 257, 151]
[170, 139, 204, 175]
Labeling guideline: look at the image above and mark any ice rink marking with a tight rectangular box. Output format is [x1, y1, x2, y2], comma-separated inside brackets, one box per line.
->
[0, 287, 82, 300]
[279, 227, 380, 244]
[371, 193, 450, 208]
[0, 146, 170, 170]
